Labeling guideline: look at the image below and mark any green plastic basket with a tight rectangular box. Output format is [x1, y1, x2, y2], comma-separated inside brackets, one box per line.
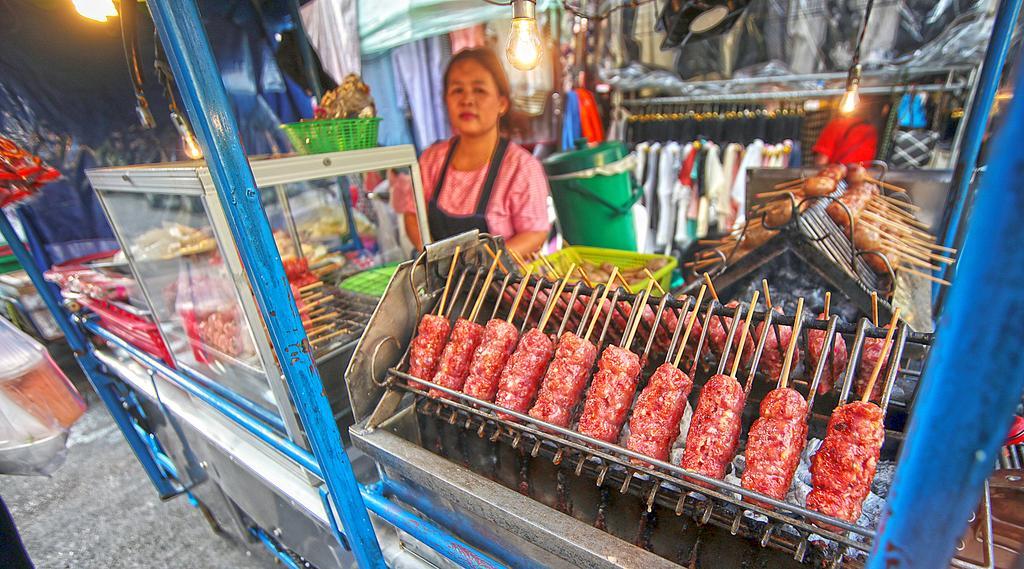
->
[528, 246, 677, 294]
[338, 263, 400, 298]
[281, 118, 381, 155]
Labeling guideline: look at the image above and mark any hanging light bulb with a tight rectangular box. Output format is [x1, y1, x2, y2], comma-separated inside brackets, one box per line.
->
[72, 0, 118, 22]
[839, 64, 861, 115]
[506, 0, 543, 71]
[171, 112, 204, 160]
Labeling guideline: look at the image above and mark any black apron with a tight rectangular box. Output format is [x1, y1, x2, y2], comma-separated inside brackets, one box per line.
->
[427, 136, 510, 241]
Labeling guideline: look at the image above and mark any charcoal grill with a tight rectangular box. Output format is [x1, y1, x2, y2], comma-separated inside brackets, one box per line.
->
[687, 177, 907, 324]
[346, 233, 994, 569]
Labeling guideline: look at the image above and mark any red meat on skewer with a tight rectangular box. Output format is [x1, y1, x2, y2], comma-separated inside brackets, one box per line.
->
[463, 319, 520, 402]
[741, 388, 809, 504]
[493, 328, 555, 415]
[807, 312, 848, 394]
[855, 331, 892, 401]
[626, 363, 693, 462]
[429, 318, 484, 398]
[806, 401, 886, 524]
[576, 345, 642, 443]
[529, 332, 599, 427]
[679, 373, 745, 483]
[407, 314, 450, 388]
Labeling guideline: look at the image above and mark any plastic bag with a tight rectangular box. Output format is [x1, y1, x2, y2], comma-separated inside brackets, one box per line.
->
[0, 316, 85, 476]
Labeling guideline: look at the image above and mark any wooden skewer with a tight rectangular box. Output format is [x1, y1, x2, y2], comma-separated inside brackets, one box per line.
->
[879, 194, 922, 212]
[312, 263, 342, 276]
[584, 267, 619, 342]
[895, 265, 952, 286]
[729, 291, 759, 378]
[772, 178, 804, 190]
[824, 291, 831, 319]
[762, 279, 773, 309]
[481, 243, 510, 274]
[643, 269, 667, 296]
[861, 210, 935, 241]
[777, 297, 804, 389]
[615, 270, 634, 292]
[469, 256, 502, 322]
[298, 281, 323, 293]
[505, 265, 535, 324]
[307, 311, 338, 325]
[537, 273, 572, 331]
[539, 255, 561, 279]
[860, 308, 901, 404]
[576, 266, 595, 288]
[623, 280, 656, 349]
[684, 257, 724, 269]
[672, 285, 707, 369]
[301, 291, 325, 303]
[299, 296, 331, 313]
[866, 200, 931, 230]
[436, 246, 461, 316]
[879, 239, 953, 265]
[865, 176, 907, 194]
[507, 248, 529, 272]
[306, 323, 335, 336]
[870, 291, 879, 327]
[884, 250, 942, 271]
[703, 272, 719, 301]
[311, 329, 346, 346]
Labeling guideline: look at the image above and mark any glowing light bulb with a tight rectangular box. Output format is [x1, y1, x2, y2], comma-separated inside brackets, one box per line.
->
[506, 1, 543, 71]
[183, 133, 203, 160]
[72, 0, 117, 22]
[839, 87, 859, 115]
[839, 63, 861, 115]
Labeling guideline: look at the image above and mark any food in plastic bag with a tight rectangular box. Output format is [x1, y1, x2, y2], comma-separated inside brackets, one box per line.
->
[0, 316, 85, 476]
[174, 258, 256, 363]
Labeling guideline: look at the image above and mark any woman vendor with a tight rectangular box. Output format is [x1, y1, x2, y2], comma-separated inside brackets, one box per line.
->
[393, 48, 551, 256]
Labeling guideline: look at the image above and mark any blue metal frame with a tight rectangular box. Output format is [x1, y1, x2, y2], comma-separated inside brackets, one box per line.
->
[868, 54, 1024, 568]
[935, 0, 1022, 304]
[144, 1, 386, 565]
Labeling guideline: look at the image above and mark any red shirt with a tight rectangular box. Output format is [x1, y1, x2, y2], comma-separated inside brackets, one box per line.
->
[812, 117, 879, 164]
[392, 139, 551, 239]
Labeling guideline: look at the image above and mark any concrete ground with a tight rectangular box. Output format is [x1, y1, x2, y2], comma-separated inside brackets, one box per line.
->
[2, 390, 276, 569]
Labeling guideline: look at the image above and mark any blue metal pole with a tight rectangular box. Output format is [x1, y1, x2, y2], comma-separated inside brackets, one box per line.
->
[935, 0, 1022, 304]
[0, 210, 179, 498]
[143, 1, 386, 565]
[867, 55, 1024, 568]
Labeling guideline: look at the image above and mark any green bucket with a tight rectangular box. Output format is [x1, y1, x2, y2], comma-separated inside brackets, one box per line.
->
[543, 140, 640, 251]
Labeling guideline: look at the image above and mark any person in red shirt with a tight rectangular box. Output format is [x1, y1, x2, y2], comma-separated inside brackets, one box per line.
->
[812, 109, 879, 166]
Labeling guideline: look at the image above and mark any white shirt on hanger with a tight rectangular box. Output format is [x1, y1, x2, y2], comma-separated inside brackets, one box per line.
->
[732, 139, 764, 226]
[673, 143, 693, 248]
[704, 143, 728, 231]
[655, 142, 681, 250]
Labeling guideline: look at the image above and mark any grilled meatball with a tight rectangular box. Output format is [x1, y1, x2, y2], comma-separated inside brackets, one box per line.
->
[463, 319, 519, 402]
[577, 345, 643, 443]
[529, 332, 599, 427]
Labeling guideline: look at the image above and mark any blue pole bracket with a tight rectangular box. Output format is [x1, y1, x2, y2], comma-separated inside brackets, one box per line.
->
[143, 1, 386, 565]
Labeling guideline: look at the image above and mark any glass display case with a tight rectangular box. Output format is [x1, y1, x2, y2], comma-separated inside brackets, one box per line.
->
[87, 145, 428, 444]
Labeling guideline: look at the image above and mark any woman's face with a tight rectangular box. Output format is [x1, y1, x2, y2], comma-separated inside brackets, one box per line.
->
[445, 59, 509, 138]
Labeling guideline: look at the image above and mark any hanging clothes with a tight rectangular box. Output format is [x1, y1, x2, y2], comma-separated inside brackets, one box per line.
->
[655, 142, 680, 250]
[391, 36, 450, 151]
[704, 143, 728, 231]
[361, 50, 414, 147]
[575, 89, 605, 144]
[731, 139, 764, 226]
[561, 91, 583, 150]
[642, 142, 662, 249]
[300, 0, 361, 83]
[673, 144, 695, 247]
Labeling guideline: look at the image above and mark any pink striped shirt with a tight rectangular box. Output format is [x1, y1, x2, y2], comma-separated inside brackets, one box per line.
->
[392, 139, 551, 239]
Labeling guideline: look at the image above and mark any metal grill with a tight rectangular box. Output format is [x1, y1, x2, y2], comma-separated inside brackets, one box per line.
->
[358, 253, 1000, 568]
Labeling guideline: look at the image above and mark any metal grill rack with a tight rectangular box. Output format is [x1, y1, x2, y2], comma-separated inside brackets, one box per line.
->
[687, 183, 898, 323]
[356, 254, 996, 568]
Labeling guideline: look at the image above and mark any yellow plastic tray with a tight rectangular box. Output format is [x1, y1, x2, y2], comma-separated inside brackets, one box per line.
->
[529, 246, 677, 294]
